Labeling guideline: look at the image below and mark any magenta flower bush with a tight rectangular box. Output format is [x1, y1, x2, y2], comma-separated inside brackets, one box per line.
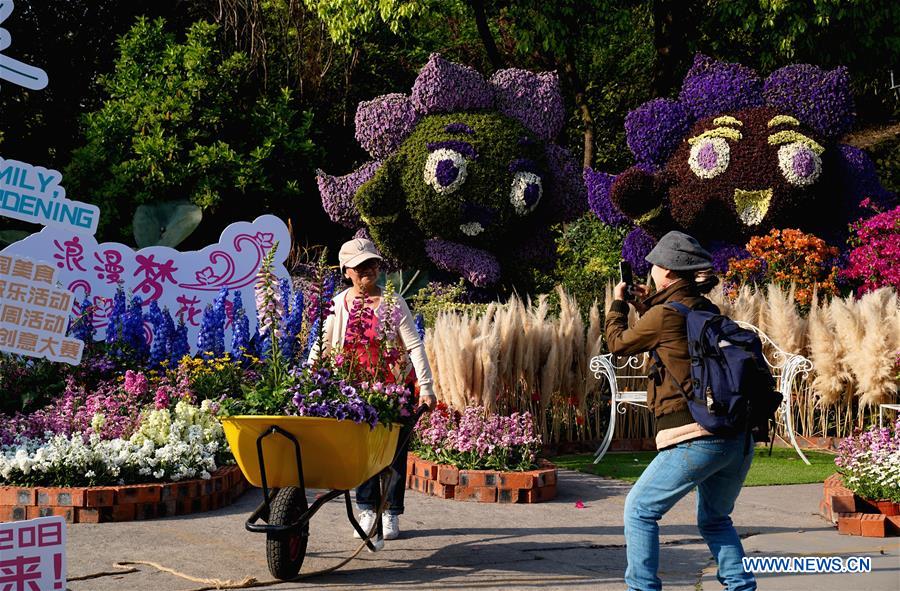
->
[0, 376, 151, 445]
[841, 201, 900, 295]
[835, 418, 900, 502]
[413, 405, 542, 471]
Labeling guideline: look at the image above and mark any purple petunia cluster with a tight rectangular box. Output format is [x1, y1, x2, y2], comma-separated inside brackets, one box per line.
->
[355, 93, 420, 158]
[584, 168, 629, 226]
[490, 69, 565, 141]
[763, 64, 854, 139]
[424, 239, 501, 287]
[623, 98, 691, 171]
[290, 371, 381, 429]
[317, 160, 382, 229]
[678, 54, 763, 122]
[411, 54, 494, 115]
[621, 227, 656, 277]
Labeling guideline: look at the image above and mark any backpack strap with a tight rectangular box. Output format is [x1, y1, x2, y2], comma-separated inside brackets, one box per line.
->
[663, 301, 692, 316]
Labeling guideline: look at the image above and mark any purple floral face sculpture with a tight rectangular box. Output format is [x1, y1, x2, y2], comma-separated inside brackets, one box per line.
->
[316, 54, 586, 287]
[586, 54, 895, 275]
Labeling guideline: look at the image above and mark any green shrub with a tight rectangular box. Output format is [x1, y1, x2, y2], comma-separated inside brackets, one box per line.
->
[534, 213, 627, 312]
[64, 17, 319, 242]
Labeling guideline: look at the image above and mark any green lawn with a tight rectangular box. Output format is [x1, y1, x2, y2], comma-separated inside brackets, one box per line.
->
[553, 447, 837, 487]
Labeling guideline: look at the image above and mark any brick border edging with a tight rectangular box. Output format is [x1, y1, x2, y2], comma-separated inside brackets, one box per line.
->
[820, 472, 900, 538]
[0, 465, 249, 523]
[406, 453, 557, 503]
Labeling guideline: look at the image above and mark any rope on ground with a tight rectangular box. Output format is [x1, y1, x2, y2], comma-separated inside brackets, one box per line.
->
[71, 475, 392, 591]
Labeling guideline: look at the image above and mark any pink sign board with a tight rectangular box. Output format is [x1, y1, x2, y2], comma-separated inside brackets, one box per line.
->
[1, 215, 291, 352]
[0, 516, 67, 591]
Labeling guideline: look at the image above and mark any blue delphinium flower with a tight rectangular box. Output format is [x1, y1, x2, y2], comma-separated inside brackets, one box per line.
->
[231, 290, 251, 362]
[69, 297, 96, 345]
[279, 290, 304, 361]
[149, 308, 173, 369]
[169, 317, 190, 367]
[211, 287, 228, 358]
[197, 305, 216, 359]
[105, 285, 127, 356]
[124, 295, 149, 361]
[146, 300, 164, 330]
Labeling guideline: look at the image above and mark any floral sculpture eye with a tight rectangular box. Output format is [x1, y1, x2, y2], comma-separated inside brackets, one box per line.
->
[688, 137, 730, 179]
[509, 171, 542, 215]
[424, 148, 469, 194]
[777, 142, 822, 186]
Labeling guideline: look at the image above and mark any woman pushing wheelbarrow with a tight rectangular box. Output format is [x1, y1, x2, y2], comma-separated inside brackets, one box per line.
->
[221, 238, 435, 580]
[307, 237, 437, 540]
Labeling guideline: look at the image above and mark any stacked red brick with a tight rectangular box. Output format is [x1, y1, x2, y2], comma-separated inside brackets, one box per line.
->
[0, 465, 248, 523]
[406, 453, 557, 503]
[821, 472, 900, 537]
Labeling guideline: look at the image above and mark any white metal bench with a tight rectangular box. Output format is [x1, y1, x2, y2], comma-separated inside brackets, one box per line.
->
[590, 321, 813, 465]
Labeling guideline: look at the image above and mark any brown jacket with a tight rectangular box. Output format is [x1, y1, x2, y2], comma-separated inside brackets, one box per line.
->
[604, 280, 718, 433]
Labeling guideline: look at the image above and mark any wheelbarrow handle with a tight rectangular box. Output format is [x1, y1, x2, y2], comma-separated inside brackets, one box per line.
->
[413, 403, 431, 421]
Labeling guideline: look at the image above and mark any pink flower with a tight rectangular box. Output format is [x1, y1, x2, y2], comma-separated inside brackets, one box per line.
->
[153, 387, 172, 410]
[123, 370, 148, 396]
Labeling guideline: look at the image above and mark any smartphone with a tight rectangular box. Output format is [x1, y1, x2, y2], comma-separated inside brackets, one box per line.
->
[619, 261, 634, 301]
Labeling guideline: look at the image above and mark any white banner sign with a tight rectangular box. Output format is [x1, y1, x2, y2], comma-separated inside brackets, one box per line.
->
[0, 1, 49, 91]
[1, 214, 291, 351]
[0, 516, 67, 591]
[0, 157, 99, 235]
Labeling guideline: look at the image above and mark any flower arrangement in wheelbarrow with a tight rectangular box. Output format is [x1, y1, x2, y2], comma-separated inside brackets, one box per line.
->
[585, 53, 896, 275]
[220, 248, 416, 427]
[219, 248, 420, 493]
[316, 53, 587, 288]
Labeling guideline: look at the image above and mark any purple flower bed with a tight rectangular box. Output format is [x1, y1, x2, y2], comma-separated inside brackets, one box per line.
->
[835, 418, 900, 502]
[413, 405, 541, 471]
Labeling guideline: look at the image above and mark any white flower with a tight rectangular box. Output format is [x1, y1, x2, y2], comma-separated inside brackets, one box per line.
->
[688, 137, 730, 179]
[777, 142, 822, 186]
[459, 221, 484, 236]
[509, 172, 542, 215]
[91, 413, 106, 433]
[423, 148, 468, 194]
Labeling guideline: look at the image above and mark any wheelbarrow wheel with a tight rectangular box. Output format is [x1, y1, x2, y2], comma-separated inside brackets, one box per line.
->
[266, 486, 309, 580]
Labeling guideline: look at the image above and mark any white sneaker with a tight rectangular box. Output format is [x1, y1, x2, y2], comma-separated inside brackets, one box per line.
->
[382, 514, 400, 540]
[353, 509, 377, 539]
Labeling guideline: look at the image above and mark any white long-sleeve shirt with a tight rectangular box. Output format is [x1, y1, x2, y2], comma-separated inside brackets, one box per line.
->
[306, 288, 434, 399]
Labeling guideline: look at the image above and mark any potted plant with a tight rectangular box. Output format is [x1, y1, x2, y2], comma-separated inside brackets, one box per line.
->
[835, 418, 900, 515]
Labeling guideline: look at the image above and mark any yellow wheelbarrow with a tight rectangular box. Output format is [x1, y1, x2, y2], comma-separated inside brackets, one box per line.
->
[220, 407, 426, 580]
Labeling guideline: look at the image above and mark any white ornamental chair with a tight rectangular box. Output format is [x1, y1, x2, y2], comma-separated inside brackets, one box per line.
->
[590, 321, 813, 465]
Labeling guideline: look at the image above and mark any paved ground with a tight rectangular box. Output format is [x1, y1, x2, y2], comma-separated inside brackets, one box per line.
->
[66, 470, 899, 591]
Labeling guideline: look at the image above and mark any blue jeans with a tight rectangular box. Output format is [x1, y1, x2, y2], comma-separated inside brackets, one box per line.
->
[356, 420, 412, 516]
[624, 434, 756, 591]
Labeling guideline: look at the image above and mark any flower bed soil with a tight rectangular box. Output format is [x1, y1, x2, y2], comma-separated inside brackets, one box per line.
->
[0, 465, 248, 524]
[406, 453, 557, 503]
[820, 473, 900, 537]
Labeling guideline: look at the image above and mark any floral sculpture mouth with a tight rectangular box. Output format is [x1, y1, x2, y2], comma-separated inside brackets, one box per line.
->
[315, 54, 586, 287]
